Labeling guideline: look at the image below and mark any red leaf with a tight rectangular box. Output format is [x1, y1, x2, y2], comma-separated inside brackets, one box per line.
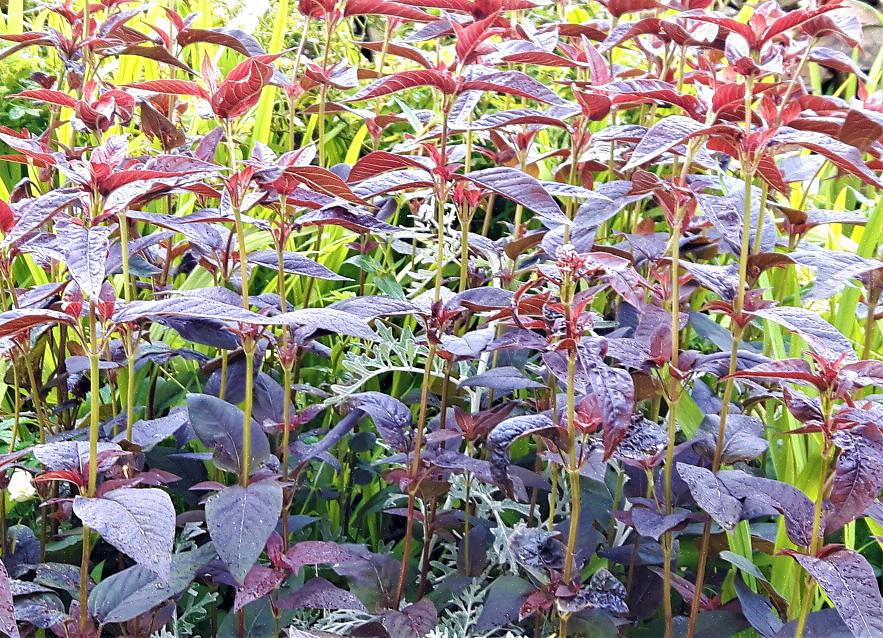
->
[282, 166, 369, 205]
[0, 200, 14, 233]
[347, 70, 456, 101]
[461, 71, 570, 106]
[0, 308, 76, 339]
[464, 167, 569, 225]
[13, 89, 78, 109]
[344, 0, 431, 21]
[349, 151, 431, 182]
[211, 57, 275, 119]
[125, 79, 209, 100]
[604, 0, 658, 18]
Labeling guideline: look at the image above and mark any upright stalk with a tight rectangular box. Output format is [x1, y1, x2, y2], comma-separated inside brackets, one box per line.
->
[81, 303, 102, 630]
[686, 77, 757, 638]
[559, 333, 579, 638]
[393, 99, 452, 608]
[118, 211, 136, 439]
[225, 118, 256, 638]
[794, 396, 833, 638]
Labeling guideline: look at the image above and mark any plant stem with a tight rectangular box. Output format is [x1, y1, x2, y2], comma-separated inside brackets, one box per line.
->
[862, 288, 879, 360]
[118, 211, 137, 440]
[795, 397, 834, 638]
[559, 342, 580, 638]
[81, 302, 101, 630]
[393, 342, 437, 608]
[686, 83, 757, 635]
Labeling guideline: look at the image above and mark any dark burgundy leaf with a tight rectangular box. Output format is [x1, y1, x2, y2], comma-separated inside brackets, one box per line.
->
[277, 577, 367, 612]
[750, 306, 855, 363]
[247, 249, 347, 280]
[205, 480, 283, 584]
[186, 393, 272, 476]
[676, 463, 742, 530]
[784, 549, 883, 638]
[465, 167, 569, 226]
[73, 488, 175, 581]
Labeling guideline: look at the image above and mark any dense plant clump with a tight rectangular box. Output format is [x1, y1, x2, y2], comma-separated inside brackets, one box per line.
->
[1, 0, 883, 635]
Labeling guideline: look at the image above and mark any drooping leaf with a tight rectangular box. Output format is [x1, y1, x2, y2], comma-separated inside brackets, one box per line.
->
[73, 488, 175, 582]
[784, 549, 883, 638]
[247, 250, 348, 280]
[465, 167, 569, 226]
[676, 463, 742, 531]
[186, 394, 272, 476]
[0, 561, 19, 638]
[205, 480, 283, 584]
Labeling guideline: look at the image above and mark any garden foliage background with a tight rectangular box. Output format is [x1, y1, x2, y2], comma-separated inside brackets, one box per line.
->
[0, 0, 883, 636]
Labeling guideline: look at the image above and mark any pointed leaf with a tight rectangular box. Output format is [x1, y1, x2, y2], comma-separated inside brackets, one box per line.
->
[73, 488, 175, 582]
[205, 480, 283, 584]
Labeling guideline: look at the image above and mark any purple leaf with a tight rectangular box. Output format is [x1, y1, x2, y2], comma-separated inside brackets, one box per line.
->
[719, 470, 815, 546]
[826, 427, 883, 532]
[475, 576, 534, 632]
[233, 565, 284, 613]
[751, 306, 855, 363]
[461, 71, 571, 106]
[488, 414, 557, 497]
[0, 561, 20, 638]
[380, 599, 437, 638]
[579, 340, 635, 460]
[205, 480, 283, 584]
[695, 414, 768, 465]
[247, 249, 348, 281]
[113, 296, 273, 326]
[88, 544, 216, 624]
[733, 578, 782, 638]
[630, 507, 690, 541]
[464, 167, 569, 226]
[676, 463, 742, 530]
[186, 394, 272, 476]
[54, 220, 111, 301]
[276, 577, 367, 612]
[276, 308, 378, 341]
[281, 541, 358, 574]
[785, 549, 883, 638]
[348, 392, 411, 452]
[459, 366, 544, 391]
[73, 488, 175, 582]
[622, 115, 711, 170]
